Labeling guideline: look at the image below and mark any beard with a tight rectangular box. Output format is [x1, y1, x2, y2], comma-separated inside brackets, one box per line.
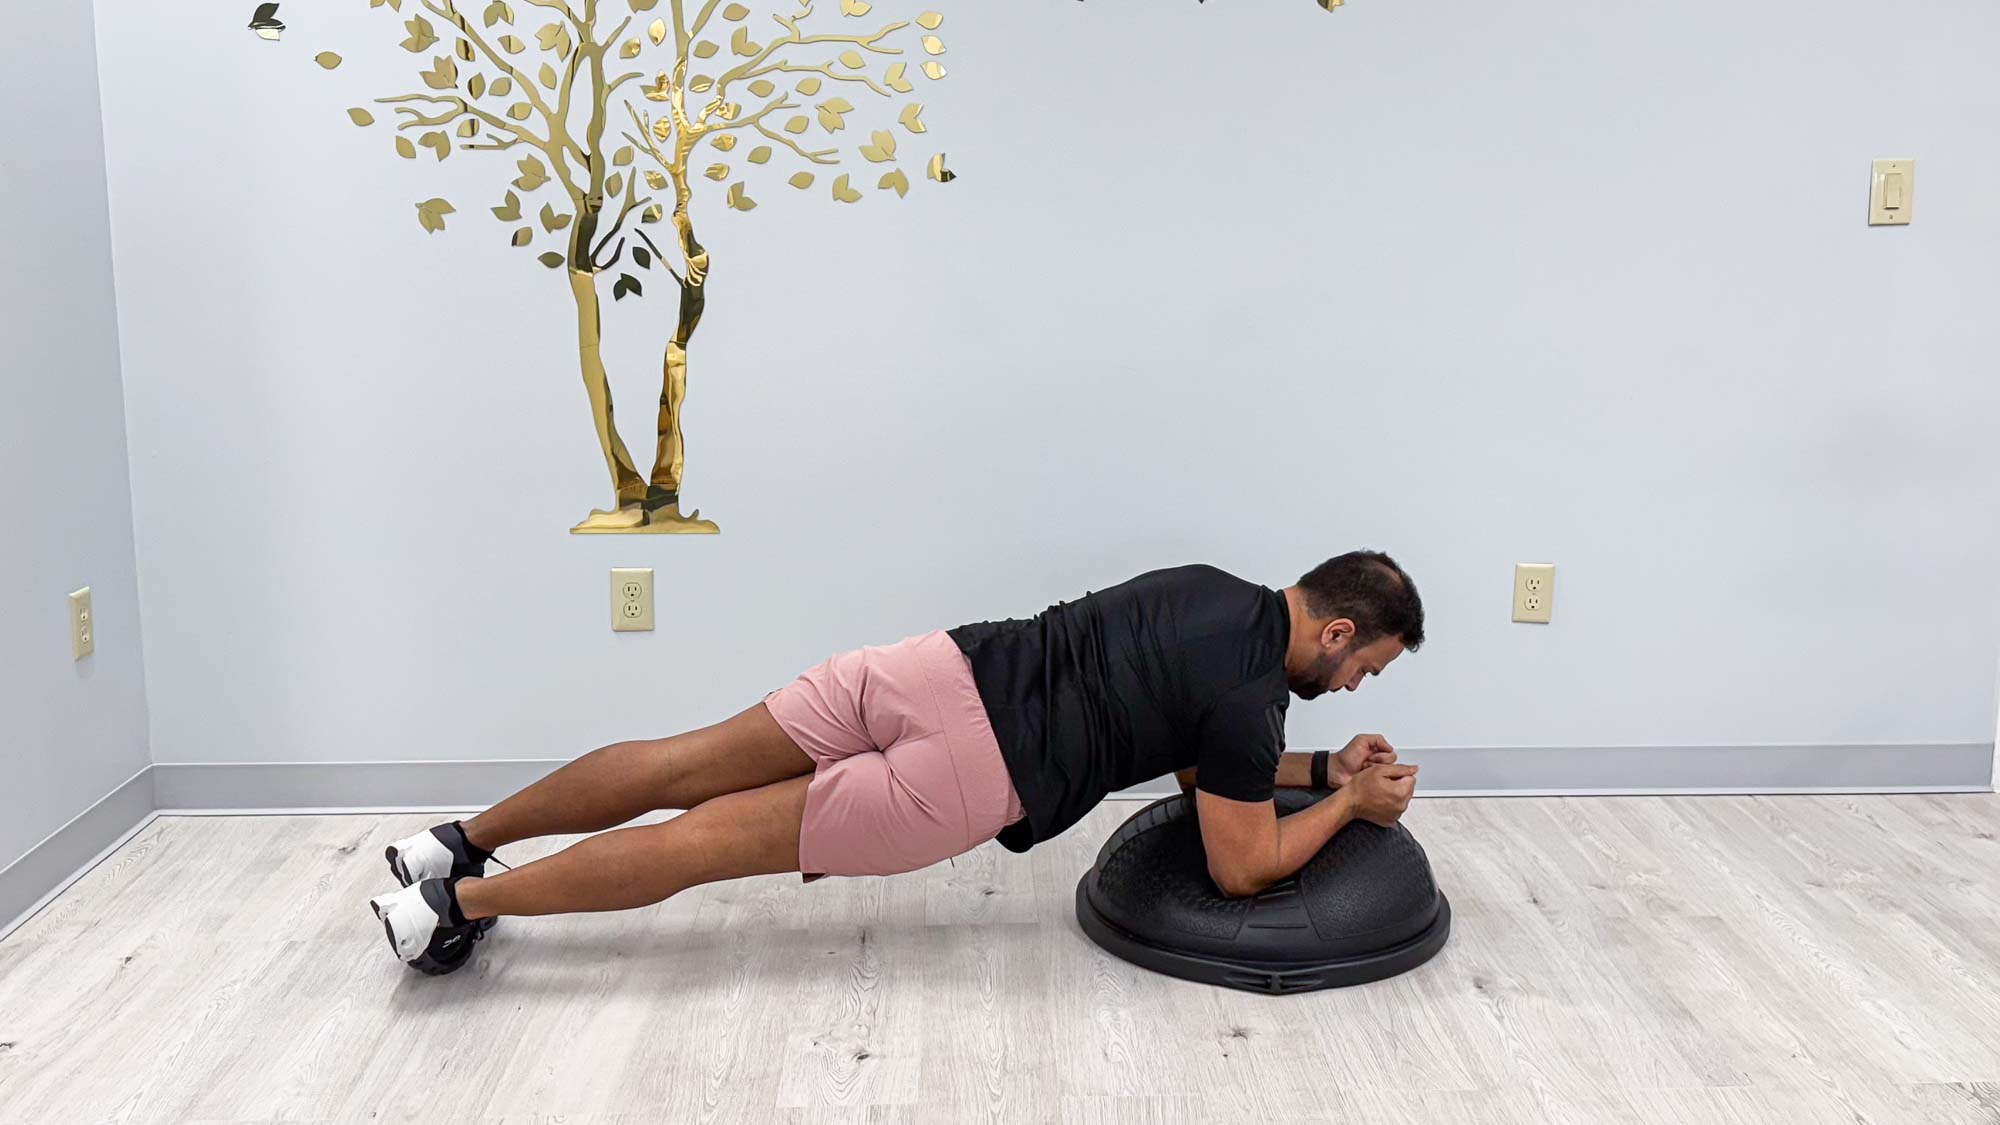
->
[1288, 648, 1344, 700]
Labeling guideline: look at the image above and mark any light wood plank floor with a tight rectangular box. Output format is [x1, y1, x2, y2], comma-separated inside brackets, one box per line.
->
[3, 794, 1999, 1124]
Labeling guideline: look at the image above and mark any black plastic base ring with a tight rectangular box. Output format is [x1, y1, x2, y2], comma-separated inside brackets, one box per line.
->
[1076, 880, 1451, 995]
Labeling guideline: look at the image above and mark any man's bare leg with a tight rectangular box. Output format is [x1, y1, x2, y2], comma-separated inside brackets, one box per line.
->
[455, 774, 809, 919]
[459, 702, 812, 852]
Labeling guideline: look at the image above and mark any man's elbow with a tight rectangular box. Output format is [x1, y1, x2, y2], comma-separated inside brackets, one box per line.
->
[1208, 863, 1270, 899]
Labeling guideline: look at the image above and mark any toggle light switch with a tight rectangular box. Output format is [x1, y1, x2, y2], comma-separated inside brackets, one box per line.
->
[1869, 159, 1914, 226]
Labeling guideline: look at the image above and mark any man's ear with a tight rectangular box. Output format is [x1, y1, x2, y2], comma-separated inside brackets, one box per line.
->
[1321, 617, 1357, 650]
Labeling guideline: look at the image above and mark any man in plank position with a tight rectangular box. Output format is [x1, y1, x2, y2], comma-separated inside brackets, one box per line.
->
[372, 551, 1425, 971]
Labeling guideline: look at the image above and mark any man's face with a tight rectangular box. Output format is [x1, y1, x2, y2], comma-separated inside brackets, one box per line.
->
[1289, 627, 1406, 701]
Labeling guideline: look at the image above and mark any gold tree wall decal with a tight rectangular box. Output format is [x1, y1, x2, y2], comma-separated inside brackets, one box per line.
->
[332, 0, 955, 534]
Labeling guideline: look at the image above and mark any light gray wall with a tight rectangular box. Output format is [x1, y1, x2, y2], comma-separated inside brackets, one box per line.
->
[94, 0, 1997, 775]
[0, 0, 151, 871]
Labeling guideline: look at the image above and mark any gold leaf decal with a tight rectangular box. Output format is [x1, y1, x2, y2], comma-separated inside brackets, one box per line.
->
[921, 35, 944, 55]
[512, 226, 534, 246]
[693, 40, 718, 58]
[420, 130, 452, 160]
[648, 17, 667, 45]
[347, 107, 376, 126]
[629, 0, 658, 9]
[493, 190, 523, 220]
[468, 73, 487, 98]
[395, 135, 417, 159]
[401, 16, 438, 52]
[491, 75, 513, 96]
[633, 246, 654, 269]
[731, 27, 758, 56]
[784, 115, 809, 135]
[457, 38, 476, 61]
[922, 61, 945, 80]
[796, 77, 822, 95]
[606, 172, 624, 197]
[642, 203, 664, 223]
[534, 23, 564, 50]
[722, 2, 749, 19]
[645, 170, 668, 189]
[711, 133, 738, 151]
[508, 102, 533, 120]
[898, 103, 925, 133]
[613, 273, 644, 301]
[747, 146, 772, 164]
[725, 182, 756, 211]
[415, 197, 455, 233]
[879, 168, 909, 197]
[691, 74, 714, 92]
[515, 155, 550, 190]
[498, 34, 525, 53]
[540, 202, 572, 231]
[840, 0, 872, 14]
[817, 97, 852, 133]
[614, 145, 636, 166]
[315, 51, 343, 69]
[249, 1, 284, 38]
[718, 101, 741, 121]
[538, 63, 558, 89]
[885, 63, 912, 93]
[831, 174, 861, 203]
[926, 152, 955, 182]
[748, 78, 775, 98]
[457, 117, 479, 137]
[917, 10, 942, 29]
[421, 56, 460, 89]
[788, 172, 815, 189]
[839, 50, 865, 70]
[483, 1, 513, 27]
[537, 250, 566, 268]
[704, 163, 730, 181]
[644, 74, 673, 102]
[858, 129, 896, 162]
[620, 39, 642, 59]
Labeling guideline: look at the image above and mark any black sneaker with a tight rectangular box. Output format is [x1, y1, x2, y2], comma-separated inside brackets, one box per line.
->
[384, 821, 490, 887]
[369, 878, 494, 976]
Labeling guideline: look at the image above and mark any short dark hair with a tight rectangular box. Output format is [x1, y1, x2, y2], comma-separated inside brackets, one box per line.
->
[1296, 551, 1426, 651]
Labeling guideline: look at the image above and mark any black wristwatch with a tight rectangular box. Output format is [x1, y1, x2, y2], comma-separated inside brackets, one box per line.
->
[1310, 750, 1331, 790]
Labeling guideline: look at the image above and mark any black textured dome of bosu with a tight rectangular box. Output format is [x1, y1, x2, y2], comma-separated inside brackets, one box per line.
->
[1075, 789, 1450, 994]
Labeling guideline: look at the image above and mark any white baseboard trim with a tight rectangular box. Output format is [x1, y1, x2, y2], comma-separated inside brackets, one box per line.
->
[0, 764, 158, 944]
[5, 742, 1990, 943]
[146, 743, 1993, 812]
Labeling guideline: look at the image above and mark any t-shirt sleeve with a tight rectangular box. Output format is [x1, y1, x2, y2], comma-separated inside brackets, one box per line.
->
[1192, 677, 1286, 804]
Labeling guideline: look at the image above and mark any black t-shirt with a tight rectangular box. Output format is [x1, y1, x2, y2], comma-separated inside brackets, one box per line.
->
[947, 564, 1291, 852]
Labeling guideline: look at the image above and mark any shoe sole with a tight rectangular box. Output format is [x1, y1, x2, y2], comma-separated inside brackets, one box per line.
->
[384, 845, 411, 887]
[369, 897, 403, 960]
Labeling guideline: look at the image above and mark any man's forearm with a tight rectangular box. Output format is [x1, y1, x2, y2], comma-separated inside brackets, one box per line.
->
[1177, 753, 1339, 795]
[1262, 789, 1355, 889]
[1274, 752, 1327, 789]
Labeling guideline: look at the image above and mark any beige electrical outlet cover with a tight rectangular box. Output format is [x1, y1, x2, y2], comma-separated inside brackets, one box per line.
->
[611, 568, 655, 632]
[1870, 159, 1914, 226]
[70, 587, 95, 659]
[1512, 564, 1555, 624]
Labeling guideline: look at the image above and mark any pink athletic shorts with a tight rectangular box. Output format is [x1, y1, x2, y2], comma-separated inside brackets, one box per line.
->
[763, 630, 1026, 879]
